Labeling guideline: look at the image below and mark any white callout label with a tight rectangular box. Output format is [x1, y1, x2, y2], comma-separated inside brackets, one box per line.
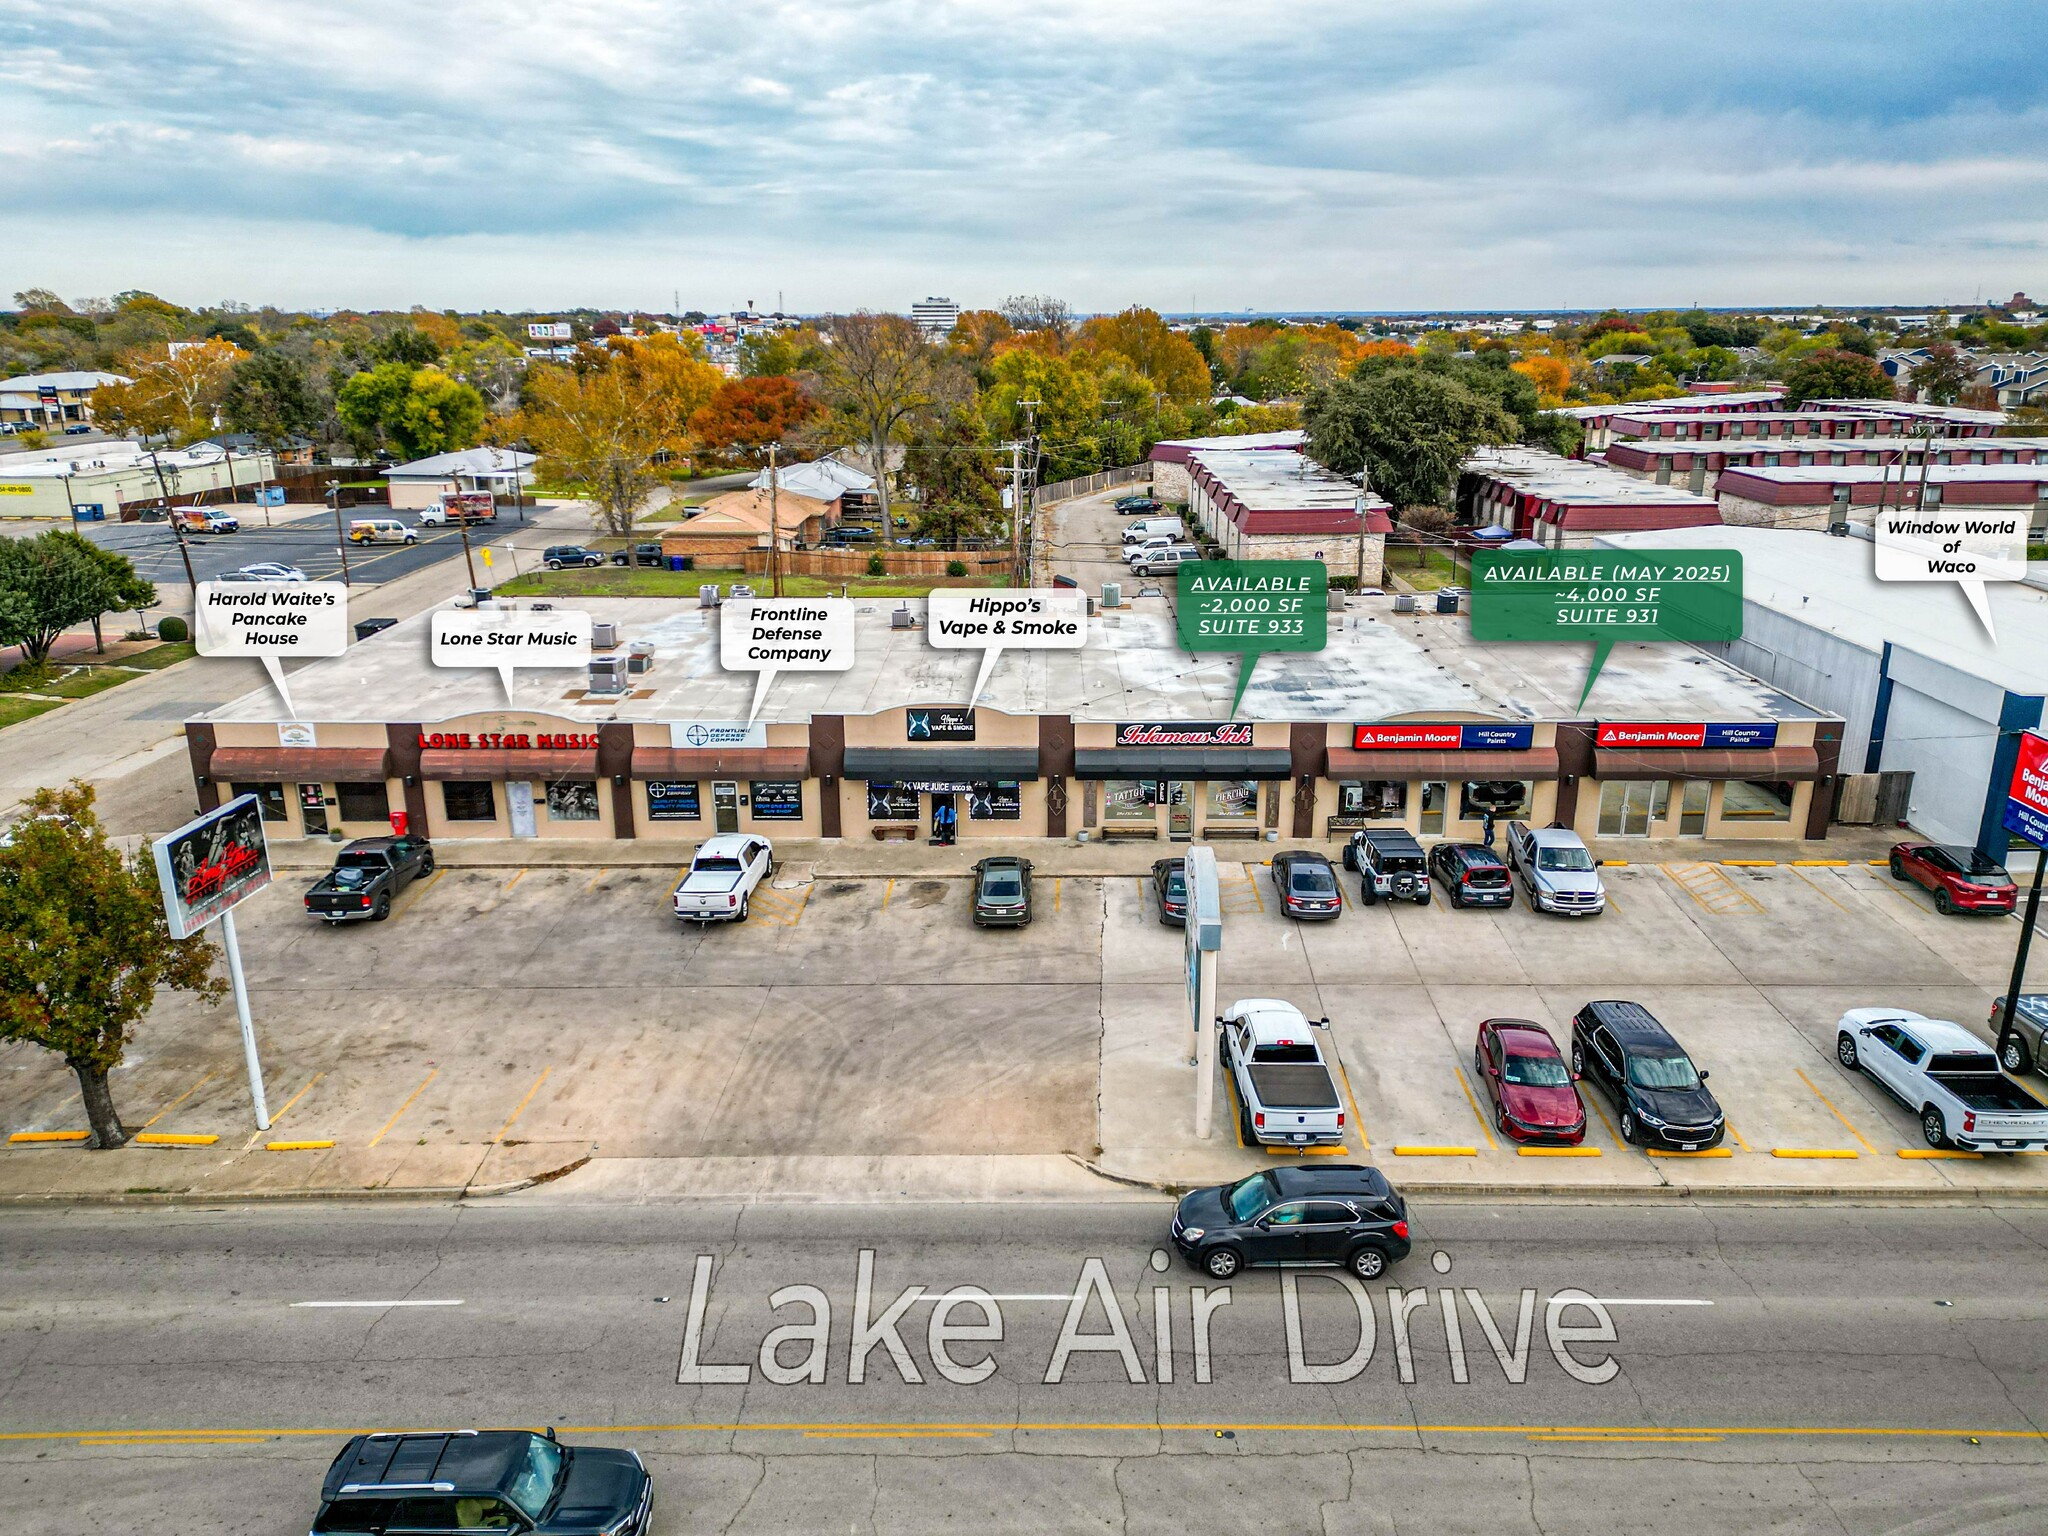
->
[432, 608, 593, 703]
[1874, 504, 2028, 640]
[720, 598, 856, 725]
[927, 590, 1088, 705]
[194, 580, 349, 717]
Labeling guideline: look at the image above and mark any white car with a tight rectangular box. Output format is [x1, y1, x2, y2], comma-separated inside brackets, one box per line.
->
[1837, 1008, 2048, 1151]
[671, 834, 774, 922]
[231, 562, 309, 582]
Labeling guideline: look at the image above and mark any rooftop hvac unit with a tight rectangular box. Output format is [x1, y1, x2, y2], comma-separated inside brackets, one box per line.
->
[1101, 581, 1121, 608]
[592, 620, 619, 649]
[627, 640, 655, 675]
[1393, 593, 1418, 614]
[891, 603, 915, 629]
[699, 584, 721, 607]
[729, 583, 755, 598]
[587, 656, 628, 694]
[529, 601, 554, 612]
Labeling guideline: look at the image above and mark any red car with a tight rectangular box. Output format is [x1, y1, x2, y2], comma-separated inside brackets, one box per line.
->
[1889, 842, 2018, 915]
[1473, 1019, 1586, 1145]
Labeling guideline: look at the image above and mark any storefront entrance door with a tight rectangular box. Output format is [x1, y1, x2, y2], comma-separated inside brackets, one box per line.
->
[1598, 779, 1656, 837]
[297, 783, 328, 837]
[713, 782, 740, 834]
[507, 780, 537, 838]
[1167, 782, 1192, 840]
[1679, 780, 1710, 836]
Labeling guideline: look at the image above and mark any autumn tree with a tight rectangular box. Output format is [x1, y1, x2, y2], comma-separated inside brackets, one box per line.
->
[1511, 354, 1572, 403]
[903, 405, 1004, 546]
[817, 312, 955, 527]
[0, 781, 227, 1148]
[1784, 348, 1896, 407]
[223, 350, 323, 447]
[738, 327, 826, 378]
[689, 376, 818, 458]
[1077, 308, 1212, 405]
[335, 363, 487, 459]
[1000, 295, 1075, 347]
[1908, 342, 1973, 406]
[93, 338, 244, 442]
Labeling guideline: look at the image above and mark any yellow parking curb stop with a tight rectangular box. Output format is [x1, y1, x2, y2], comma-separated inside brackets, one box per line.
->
[1771, 1148, 1860, 1159]
[1646, 1146, 1734, 1158]
[1790, 859, 1851, 867]
[1720, 859, 1777, 867]
[1898, 1148, 1985, 1159]
[1264, 1144, 1348, 1157]
[264, 1139, 335, 1152]
[1518, 1146, 1602, 1156]
[1392, 1145, 1478, 1157]
[8, 1130, 89, 1143]
[135, 1133, 219, 1146]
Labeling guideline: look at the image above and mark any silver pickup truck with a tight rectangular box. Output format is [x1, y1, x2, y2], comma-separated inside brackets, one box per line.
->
[1220, 999, 1346, 1147]
[1505, 821, 1606, 916]
[1838, 1007, 2048, 1152]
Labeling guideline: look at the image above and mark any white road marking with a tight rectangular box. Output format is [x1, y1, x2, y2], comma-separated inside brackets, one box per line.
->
[1546, 1297, 1714, 1307]
[289, 1299, 465, 1308]
[907, 1294, 1079, 1303]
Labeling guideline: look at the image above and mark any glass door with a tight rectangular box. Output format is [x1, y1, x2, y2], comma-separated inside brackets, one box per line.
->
[1167, 782, 1192, 839]
[1679, 781, 1710, 836]
[297, 783, 328, 837]
[713, 782, 740, 833]
[1597, 780, 1656, 837]
[1419, 782, 1446, 835]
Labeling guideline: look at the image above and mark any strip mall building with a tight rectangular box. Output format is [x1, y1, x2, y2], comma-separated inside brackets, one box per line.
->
[187, 596, 1844, 849]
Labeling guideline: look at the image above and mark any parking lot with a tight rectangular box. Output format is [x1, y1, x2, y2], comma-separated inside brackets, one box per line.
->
[2, 844, 2044, 1197]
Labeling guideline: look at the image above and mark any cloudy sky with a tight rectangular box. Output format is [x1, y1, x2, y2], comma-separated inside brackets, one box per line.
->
[3, 0, 2042, 315]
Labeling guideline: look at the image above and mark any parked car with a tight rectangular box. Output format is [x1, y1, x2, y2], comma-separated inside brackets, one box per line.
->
[303, 835, 435, 923]
[230, 562, 308, 582]
[1114, 495, 1162, 513]
[173, 508, 239, 534]
[63, 423, 92, 435]
[1473, 1019, 1585, 1145]
[1272, 849, 1343, 919]
[1170, 1163, 1409, 1281]
[1123, 534, 1179, 564]
[609, 542, 665, 566]
[1429, 841, 1513, 909]
[1121, 517, 1182, 544]
[671, 834, 772, 922]
[417, 491, 496, 526]
[1346, 827, 1429, 905]
[1888, 841, 2018, 915]
[1838, 1007, 2048, 1151]
[1219, 998, 1345, 1148]
[310, 1429, 651, 1536]
[1989, 995, 2048, 1075]
[1569, 1000, 1724, 1150]
[1152, 856, 1187, 925]
[543, 544, 605, 569]
[1129, 545, 1202, 576]
[1505, 821, 1606, 916]
[971, 855, 1034, 926]
[347, 517, 417, 545]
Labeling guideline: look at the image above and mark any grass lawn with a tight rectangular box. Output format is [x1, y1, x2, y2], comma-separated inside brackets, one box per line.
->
[493, 567, 1010, 600]
[0, 695, 63, 729]
[1, 667, 133, 701]
[1387, 545, 1468, 591]
[2031, 543, 2047, 563]
[121, 641, 199, 671]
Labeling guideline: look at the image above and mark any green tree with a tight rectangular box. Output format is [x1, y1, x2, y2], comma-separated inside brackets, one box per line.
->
[1907, 342, 1972, 406]
[336, 364, 485, 459]
[0, 531, 140, 668]
[1304, 370, 1516, 516]
[817, 312, 956, 528]
[1783, 348, 1895, 407]
[378, 324, 443, 365]
[0, 782, 228, 1148]
[223, 349, 322, 446]
[903, 406, 1004, 545]
[75, 540, 157, 653]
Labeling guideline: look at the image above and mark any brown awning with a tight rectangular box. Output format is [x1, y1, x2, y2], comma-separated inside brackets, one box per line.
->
[630, 746, 811, 779]
[419, 748, 599, 781]
[208, 747, 390, 782]
[1325, 747, 1561, 780]
[1594, 746, 1821, 782]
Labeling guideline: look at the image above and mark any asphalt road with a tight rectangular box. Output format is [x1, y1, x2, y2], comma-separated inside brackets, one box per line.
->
[5, 1199, 2048, 1533]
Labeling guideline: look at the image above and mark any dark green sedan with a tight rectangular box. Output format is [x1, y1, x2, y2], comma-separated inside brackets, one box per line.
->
[971, 855, 1033, 926]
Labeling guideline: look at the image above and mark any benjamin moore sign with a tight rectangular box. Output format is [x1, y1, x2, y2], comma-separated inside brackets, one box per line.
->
[1352, 723, 1535, 752]
[2005, 730, 2048, 849]
[1596, 722, 1780, 749]
[1116, 722, 1255, 749]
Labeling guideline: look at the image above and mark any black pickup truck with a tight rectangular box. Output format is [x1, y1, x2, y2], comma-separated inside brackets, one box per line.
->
[304, 836, 435, 923]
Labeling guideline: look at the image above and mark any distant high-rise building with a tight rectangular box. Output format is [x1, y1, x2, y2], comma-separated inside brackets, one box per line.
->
[911, 296, 960, 339]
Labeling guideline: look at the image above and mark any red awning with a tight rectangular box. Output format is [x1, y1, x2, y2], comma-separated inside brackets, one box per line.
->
[630, 747, 810, 779]
[209, 747, 390, 782]
[1324, 747, 1560, 780]
[1594, 747, 1821, 782]
[419, 749, 599, 781]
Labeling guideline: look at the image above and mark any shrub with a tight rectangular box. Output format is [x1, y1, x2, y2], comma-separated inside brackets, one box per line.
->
[155, 616, 188, 642]
[866, 553, 886, 577]
[945, 559, 968, 578]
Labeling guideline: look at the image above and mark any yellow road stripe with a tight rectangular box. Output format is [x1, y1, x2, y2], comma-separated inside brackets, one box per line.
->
[803, 1430, 988, 1440]
[368, 1068, 438, 1149]
[492, 1068, 551, 1144]
[1794, 1067, 1878, 1153]
[1723, 1118, 1753, 1153]
[1788, 866, 1851, 914]
[261, 1073, 324, 1137]
[1584, 1092, 1622, 1147]
[583, 868, 608, 893]
[1452, 1065, 1500, 1151]
[1054, 878, 1061, 913]
[502, 868, 527, 892]
[140, 1071, 215, 1129]
[882, 878, 894, 910]
[1531, 1434, 1722, 1443]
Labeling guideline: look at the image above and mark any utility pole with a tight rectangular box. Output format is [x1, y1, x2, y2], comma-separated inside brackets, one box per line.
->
[1016, 399, 1040, 589]
[1008, 440, 1024, 588]
[148, 446, 199, 592]
[458, 516, 479, 593]
[767, 440, 782, 598]
[1995, 855, 2046, 1068]
[327, 483, 353, 587]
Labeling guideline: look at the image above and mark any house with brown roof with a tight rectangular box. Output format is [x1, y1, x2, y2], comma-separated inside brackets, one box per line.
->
[659, 486, 835, 563]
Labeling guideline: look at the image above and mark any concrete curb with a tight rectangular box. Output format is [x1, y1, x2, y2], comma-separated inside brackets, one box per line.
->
[0, 1155, 591, 1208]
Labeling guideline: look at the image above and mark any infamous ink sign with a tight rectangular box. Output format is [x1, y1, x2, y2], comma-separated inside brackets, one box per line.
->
[1116, 722, 1255, 749]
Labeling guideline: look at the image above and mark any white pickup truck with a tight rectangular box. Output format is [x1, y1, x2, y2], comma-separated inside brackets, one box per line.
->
[1837, 1007, 2048, 1152]
[1219, 999, 1346, 1147]
[671, 833, 773, 922]
[1505, 821, 1606, 916]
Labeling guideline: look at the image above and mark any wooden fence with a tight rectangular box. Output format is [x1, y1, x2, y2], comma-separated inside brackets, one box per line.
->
[741, 548, 1017, 579]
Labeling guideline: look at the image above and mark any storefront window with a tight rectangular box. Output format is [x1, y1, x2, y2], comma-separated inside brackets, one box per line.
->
[1339, 781, 1406, 819]
[545, 779, 601, 821]
[1205, 780, 1259, 819]
[1679, 780, 1710, 836]
[868, 785, 919, 820]
[749, 780, 804, 820]
[1723, 780, 1794, 823]
[1419, 782, 1447, 835]
[231, 782, 288, 822]
[645, 781, 700, 820]
[1103, 780, 1161, 821]
[443, 782, 496, 821]
[1459, 780, 1529, 820]
[335, 781, 390, 824]
[968, 782, 1022, 821]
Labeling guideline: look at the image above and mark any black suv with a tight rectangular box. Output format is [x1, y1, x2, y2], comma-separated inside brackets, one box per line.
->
[1569, 1000, 1725, 1150]
[543, 545, 604, 569]
[609, 542, 664, 566]
[1428, 842, 1512, 909]
[1172, 1164, 1410, 1281]
[1345, 828, 1430, 905]
[313, 1429, 651, 1534]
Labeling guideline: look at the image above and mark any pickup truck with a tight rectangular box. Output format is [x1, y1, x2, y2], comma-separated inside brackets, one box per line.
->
[1837, 1007, 2048, 1152]
[1219, 999, 1345, 1147]
[303, 835, 434, 923]
[671, 833, 773, 922]
[1505, 821, 1605, 916]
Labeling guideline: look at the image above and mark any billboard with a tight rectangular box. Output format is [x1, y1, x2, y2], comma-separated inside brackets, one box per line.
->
[154, 794, 272, 939]
[2005, 730, 2048, 850]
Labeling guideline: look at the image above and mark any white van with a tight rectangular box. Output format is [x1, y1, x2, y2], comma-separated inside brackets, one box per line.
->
[347, 518, 418, 546]
[1128, 544, 1202, 576]
[1121, 517, 1183, 545]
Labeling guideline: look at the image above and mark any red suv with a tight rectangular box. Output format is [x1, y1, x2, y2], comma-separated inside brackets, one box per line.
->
[1889, 842, 2018, 915]
[1473, 1019, 1586, 1145]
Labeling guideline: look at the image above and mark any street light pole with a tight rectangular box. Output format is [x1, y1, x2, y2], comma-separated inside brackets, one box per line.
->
[767, 440, 782, 598]
[148, 446, 199, 592]
[1996, 855, 2046, 1066]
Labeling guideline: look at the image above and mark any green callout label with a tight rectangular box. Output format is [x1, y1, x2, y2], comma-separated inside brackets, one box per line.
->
[1176, 560, 1329, 716]
[1468, 549, 1745, 708]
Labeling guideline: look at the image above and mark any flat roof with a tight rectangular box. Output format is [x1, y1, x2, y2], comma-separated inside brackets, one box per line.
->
[1608, 435, 2048, 459]
[1558, 391, 1785, 419]
[1717, 462, 2048, 487]
[1596, 526, 2048, 698]
[1464, 446, 1720, 509]
[202, 592, 1824, 729]
[1187, 447, 1387, 515]
[1804, 399, 2008, 425]
[1149, 429, 1305, 464]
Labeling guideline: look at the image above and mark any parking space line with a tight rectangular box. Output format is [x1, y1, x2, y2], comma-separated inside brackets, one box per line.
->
[1584, 1092, 1622, 1146]
[1723, 1118, 1754, 1153]
[491, 1068, 552, 1144]
[1333, 1056, 1368, 1150]
[368, 1068, 438, 1148]
[1898, 1148, 1985, 1160]
[268, 1073, 323, 1127]
[1788, 866, 1851, 914]
[1054, 878, 1061, 913]
[1220, 1069, 1247, 1149]
[502, 869, 527, 893]
[1452, 1065, 1500, 1151]
[1794, 1068, 1879, 1153]
[1663, 861, 1763, 916]
[583, 868, 609, 893]
[882, 879, 895, 910]
[390, 867, 445, 919]
[139, 1072, 214, 1129]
